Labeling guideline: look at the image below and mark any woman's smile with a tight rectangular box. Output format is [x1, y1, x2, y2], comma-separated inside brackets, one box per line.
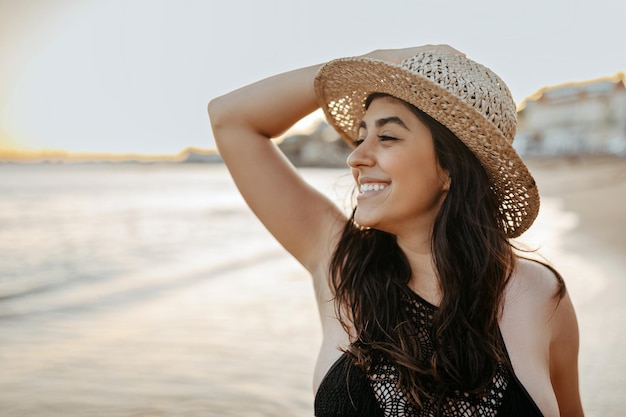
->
[358, 179, 390, 199]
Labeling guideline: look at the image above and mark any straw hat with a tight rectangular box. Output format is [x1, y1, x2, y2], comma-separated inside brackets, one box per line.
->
[314, 49, 538, 238]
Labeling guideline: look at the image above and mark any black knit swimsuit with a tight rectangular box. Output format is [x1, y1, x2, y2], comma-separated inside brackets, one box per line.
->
[314, 290, 544, 417]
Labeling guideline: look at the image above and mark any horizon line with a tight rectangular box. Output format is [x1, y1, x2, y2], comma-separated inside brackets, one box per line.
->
[0, 146, 219, 163]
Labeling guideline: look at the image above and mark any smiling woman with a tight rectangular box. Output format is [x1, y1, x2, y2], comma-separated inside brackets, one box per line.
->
[209, 44, 585, 417]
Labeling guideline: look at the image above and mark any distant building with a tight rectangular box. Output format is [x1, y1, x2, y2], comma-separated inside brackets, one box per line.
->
[178, 147, 222, 163]
[515, 72, 626, 156]
[278, 121, 351, 167]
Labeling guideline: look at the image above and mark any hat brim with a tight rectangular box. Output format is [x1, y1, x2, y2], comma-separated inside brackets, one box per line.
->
[314, 57, 538, 238]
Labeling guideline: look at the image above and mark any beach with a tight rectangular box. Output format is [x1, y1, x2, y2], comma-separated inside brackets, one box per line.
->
[0, 157, 624, 416]
[526, 156, 626, 416]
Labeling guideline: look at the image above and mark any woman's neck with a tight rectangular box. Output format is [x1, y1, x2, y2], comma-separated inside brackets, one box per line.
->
[396, 235, 442, 305]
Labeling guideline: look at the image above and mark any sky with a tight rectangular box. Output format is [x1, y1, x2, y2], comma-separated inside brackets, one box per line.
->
[0, 0, 624, 155]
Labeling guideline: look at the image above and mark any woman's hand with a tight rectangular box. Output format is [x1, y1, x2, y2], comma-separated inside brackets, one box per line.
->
[360, 44, 465, 65]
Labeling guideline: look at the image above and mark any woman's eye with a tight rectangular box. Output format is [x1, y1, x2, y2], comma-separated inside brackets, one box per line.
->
[353, 138, 365, 147]
[378, 135, 398, 142]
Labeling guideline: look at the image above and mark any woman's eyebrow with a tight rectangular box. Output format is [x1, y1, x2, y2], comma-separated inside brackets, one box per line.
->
[359, 116, 409, 130]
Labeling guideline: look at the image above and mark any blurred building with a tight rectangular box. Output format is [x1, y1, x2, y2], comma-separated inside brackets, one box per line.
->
[515, 72, 626, 156]
[278, 120, 351, 167]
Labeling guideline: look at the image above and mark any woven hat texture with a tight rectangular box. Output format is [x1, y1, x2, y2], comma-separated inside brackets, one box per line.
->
[314, 50, 538, 238]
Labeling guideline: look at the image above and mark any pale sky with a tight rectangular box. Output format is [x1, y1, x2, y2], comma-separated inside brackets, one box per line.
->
[1, 0, 624, 155]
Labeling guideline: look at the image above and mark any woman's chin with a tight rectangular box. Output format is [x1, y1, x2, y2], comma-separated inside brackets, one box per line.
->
[354, 211, 383, 231]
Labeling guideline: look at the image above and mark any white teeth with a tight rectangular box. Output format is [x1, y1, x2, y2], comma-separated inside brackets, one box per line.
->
[360, 183, 387, 193]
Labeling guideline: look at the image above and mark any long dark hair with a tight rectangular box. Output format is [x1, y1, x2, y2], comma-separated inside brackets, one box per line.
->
[330, 94, 531, 407]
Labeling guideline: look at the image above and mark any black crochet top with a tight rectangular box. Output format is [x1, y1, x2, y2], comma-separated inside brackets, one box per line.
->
[314, 291, 544, 417]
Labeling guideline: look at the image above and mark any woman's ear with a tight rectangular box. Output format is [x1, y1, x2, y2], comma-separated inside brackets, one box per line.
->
[441, 169, 451, 191]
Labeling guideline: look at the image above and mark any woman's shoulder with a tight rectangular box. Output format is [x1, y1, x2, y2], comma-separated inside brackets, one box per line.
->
[508, 258, 583, 415]
[503, 256, 566, 325]
[509, 256, 565, 301]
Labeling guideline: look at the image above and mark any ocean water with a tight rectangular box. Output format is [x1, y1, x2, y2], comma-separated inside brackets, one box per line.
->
[0, 163, 612, 416]
[0, 163, 288, 316]
[0, 163, 355, 417]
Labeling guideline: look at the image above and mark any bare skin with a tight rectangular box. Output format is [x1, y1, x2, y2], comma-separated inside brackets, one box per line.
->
[208, 45, 584, 417]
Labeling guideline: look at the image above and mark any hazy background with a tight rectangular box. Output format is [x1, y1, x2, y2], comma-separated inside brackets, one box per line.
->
[1, 0, 625, 155]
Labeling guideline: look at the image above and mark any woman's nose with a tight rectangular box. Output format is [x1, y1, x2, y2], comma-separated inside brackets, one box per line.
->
[347, 137, 375, 168]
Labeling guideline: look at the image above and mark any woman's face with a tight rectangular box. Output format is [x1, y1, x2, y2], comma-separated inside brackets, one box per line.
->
[348, 96, 450, 239]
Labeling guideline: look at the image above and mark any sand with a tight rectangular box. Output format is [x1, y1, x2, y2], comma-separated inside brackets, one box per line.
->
[526, 156, 626, 416]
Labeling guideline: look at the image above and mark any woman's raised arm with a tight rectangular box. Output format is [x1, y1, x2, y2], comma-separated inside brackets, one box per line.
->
[207, 64, 345, 272]
[208, 46, 461, 272]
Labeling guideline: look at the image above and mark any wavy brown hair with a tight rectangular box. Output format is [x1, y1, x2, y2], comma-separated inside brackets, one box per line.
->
[329, 94, 561, 410]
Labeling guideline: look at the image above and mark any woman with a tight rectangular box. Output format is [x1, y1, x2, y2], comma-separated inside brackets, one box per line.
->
[208, 45, 584, 416]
